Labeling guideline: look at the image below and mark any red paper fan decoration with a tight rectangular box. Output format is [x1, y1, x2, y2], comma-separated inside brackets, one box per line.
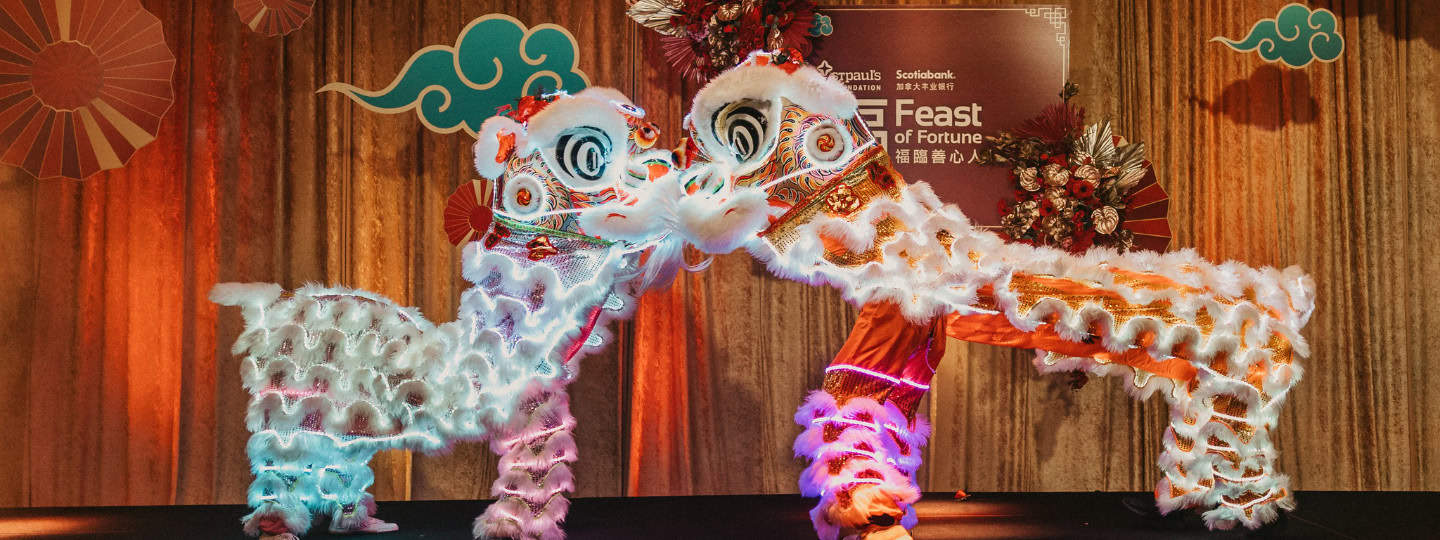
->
[1123, 169, 1172, 252]
[0, 0, 175, 180]
[234, 0, 314, 37]
[444, 179, 496, 246]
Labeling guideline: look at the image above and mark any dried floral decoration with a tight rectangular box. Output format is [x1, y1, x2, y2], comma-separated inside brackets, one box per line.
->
[626, 0, 816, 81]
[978, 83, 1170, 253]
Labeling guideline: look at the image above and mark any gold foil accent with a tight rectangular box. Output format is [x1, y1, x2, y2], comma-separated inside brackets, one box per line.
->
[1132, 368, 1153, 388]
[934, 229, 955, 256]
[1175, 435, 1194, 452]
[761, 147, 904, 256]
[825, 183, 863, 215]
[823, 217, 902, 267]
[822, 367, 925, 420]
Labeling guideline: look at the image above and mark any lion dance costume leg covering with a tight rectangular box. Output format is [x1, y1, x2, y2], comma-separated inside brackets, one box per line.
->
[475, 384, 579, 540]
[795, 301, 943, 540]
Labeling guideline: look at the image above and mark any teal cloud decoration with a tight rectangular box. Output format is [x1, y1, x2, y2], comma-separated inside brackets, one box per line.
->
[1212, 3, 1343, 68]
[320, 14, 589, 136]
[809, 13, 833, 37]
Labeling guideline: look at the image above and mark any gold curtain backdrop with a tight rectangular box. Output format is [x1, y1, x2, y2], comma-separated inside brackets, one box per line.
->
[1, 0, 1437, 507]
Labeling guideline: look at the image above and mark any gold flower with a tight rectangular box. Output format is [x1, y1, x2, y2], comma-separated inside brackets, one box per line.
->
[1045, 187, 1070, 209]
[1016, 166, 1041, 191]
[1092, 206, 1120, 234]
[1072, 164, 1101, 185]
[1042, 163, 1070, 186]
[715, 3, 743, 21]
[1001, 211, 1033, 237]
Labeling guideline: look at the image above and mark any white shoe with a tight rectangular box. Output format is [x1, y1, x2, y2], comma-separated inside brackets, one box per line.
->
[861, 525, 914, 540]
[328, 516, 399, 534]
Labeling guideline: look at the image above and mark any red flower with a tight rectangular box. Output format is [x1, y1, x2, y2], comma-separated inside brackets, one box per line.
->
[1071, 209, 1085, 223]
[1040, 199, 1057, 217]
[1068, 179, 1094, 198]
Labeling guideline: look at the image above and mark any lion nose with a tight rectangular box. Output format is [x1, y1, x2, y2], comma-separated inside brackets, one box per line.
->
[679, 164, 732, 196]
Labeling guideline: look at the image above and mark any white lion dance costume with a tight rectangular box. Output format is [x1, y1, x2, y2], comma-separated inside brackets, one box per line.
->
[212, 88, 690, 540]
[215, 50, 1314, 540]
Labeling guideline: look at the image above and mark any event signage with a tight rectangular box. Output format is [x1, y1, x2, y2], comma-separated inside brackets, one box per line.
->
[809, 5, 1069, 226]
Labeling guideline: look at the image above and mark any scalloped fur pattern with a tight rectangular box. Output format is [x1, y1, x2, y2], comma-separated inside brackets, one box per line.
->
[734, 183, 1311, 530]
[794, 391, 928, 540]
[214, 231, 646, 537]
[476, 386, 579, 540]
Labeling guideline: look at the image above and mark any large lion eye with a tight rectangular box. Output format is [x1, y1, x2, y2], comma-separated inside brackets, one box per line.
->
[713, 100, 774, 164]
[551, 126, 613, 190]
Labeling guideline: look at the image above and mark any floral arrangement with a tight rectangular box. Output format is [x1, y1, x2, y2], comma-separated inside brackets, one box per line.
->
[977, 84, 1157, 253]
[626, 0, 816, 81]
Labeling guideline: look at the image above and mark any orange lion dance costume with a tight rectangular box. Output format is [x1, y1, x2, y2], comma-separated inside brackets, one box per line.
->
[654, 51, 1314, 540]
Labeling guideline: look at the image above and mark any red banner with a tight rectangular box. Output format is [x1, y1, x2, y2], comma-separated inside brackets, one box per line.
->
[810, 5, 1069, 226]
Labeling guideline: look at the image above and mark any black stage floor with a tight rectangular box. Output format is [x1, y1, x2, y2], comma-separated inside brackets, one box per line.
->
[1, 492, 1435, 539]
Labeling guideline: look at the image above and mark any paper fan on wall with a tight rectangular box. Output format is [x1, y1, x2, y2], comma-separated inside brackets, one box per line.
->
[444, 179, 496, 246]
[1122, 169, 1171, 252]
[0, 0, 175, 181]
[234, 0, 314, 37]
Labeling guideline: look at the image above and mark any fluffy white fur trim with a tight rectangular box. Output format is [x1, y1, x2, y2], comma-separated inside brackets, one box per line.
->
[675, 188, 777, 254]
[473, 116, 527, 180]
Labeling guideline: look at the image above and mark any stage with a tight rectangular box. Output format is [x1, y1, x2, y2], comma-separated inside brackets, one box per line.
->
[1, 492, 1434, 539]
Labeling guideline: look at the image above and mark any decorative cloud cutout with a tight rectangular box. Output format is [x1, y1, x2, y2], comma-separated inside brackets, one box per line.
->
[1212, 3, 1343, 68]
[320, 14, 589, 136]
[809, 13, 833, 37]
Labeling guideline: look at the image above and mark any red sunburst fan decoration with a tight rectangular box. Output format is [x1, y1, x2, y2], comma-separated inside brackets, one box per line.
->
[444, 179, 496, 246]
[234, 0, 314, 37]
[1123, 169, 1171, 252]
[0, 0, 175, 180]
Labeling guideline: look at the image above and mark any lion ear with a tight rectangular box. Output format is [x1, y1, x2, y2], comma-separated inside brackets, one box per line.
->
[473, 117, 527, 179]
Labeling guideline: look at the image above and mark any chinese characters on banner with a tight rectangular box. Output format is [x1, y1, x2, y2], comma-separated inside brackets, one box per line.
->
[809, 6, 1068, 226]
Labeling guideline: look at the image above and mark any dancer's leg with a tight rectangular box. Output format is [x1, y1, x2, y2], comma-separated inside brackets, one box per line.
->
[795, 301, 943, 540]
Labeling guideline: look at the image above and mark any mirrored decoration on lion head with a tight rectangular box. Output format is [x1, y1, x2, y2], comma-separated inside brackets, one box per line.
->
[673, 49, 905, 256]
